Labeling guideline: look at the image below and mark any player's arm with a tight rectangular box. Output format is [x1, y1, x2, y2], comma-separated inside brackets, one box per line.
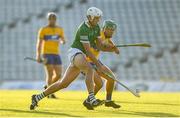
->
[79, 28, 103, 69]
[82, 43, 102, 67]
[96, 37, 118, 53]
[108, 39, 120, 54]
[59, 28, 66, 44]
[36, 38, 43, 62]
[36, 28, 43, 62]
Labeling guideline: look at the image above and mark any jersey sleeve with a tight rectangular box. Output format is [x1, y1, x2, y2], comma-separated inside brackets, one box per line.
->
[79, 26, 89, 43]
[38, 28, 44, 40]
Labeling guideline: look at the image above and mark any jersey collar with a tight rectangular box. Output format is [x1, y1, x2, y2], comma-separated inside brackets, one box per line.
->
[85, 21, 91, 28]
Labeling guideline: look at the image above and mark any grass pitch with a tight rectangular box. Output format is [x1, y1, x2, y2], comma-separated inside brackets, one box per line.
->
[0, 90, 180, 117]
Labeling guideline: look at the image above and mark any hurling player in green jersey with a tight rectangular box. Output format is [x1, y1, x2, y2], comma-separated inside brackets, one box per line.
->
[30, 7, 117, 110]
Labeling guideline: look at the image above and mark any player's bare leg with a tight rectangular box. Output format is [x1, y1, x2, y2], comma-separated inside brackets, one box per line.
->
[93, 72, 103, 95]
[44, 65, 58, 98]
[53, 65, 62, 83]
[73, 54, 94, 94]
[73, 54, 104, 110]
[30, 54, 104, 110]
[82, 67, 104, 110]
[47, 65, 62, 98]
[46, 65, 80, 94]
[44, 65, 54, 87]
[95, 64, 121, 108]
[30, 64, 80, 110]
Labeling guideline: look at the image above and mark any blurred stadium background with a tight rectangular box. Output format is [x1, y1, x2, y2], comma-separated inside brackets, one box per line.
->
[0, 0, 180, 91]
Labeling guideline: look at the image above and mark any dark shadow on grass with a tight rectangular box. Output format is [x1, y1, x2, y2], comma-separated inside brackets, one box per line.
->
[116, 100, 180, 106]
[1, 108, 179, 117]
[132, 111, 180, 117]
[98, 109, 179, 117]
[0, 108, 82, 117]
[57, 98, 180, 107]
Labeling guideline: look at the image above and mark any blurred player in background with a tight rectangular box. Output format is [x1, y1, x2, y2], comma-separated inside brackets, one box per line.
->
[30, 7, 114, 110]
[36, 12, 66, 98]
[83, 20, 120, 109]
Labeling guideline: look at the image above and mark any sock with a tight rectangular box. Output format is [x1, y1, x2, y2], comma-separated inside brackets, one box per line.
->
[35, 92, 46, 102]
[87, 92, 96, 103]
[106, 94, 112, 102]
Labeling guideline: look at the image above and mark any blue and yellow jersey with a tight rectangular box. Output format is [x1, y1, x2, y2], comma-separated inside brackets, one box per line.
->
[86, 31, 111, 62]
[38, 26, 64, 54]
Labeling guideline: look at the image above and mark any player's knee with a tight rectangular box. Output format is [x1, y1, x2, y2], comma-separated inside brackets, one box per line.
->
[82, 65, 91, 72]
[61, 83, 69, 89]
[55, 80, 69, 89]
[78, 60, 92, 72]
[105, 74, 115, 83]
[46, 75, 53, 84]
[108, 78, 115, 84]
[97, 81, 103, 89]
[82, 65, 93, 76]
[55, 73, 61, 79]
[47, 72, 54, 79]
[56, 81, 64, 89]
[86, 65, 93, 73]
[60, 79, 71, 89]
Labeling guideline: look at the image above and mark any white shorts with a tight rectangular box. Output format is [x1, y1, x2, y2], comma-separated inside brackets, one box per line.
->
[68, 48, 86, 65]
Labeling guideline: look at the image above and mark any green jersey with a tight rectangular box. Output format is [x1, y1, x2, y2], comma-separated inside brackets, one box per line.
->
[71, 21, 101, 54]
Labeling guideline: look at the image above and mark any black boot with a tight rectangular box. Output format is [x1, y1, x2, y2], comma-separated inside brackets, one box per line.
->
[105, 101, 121, 108]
